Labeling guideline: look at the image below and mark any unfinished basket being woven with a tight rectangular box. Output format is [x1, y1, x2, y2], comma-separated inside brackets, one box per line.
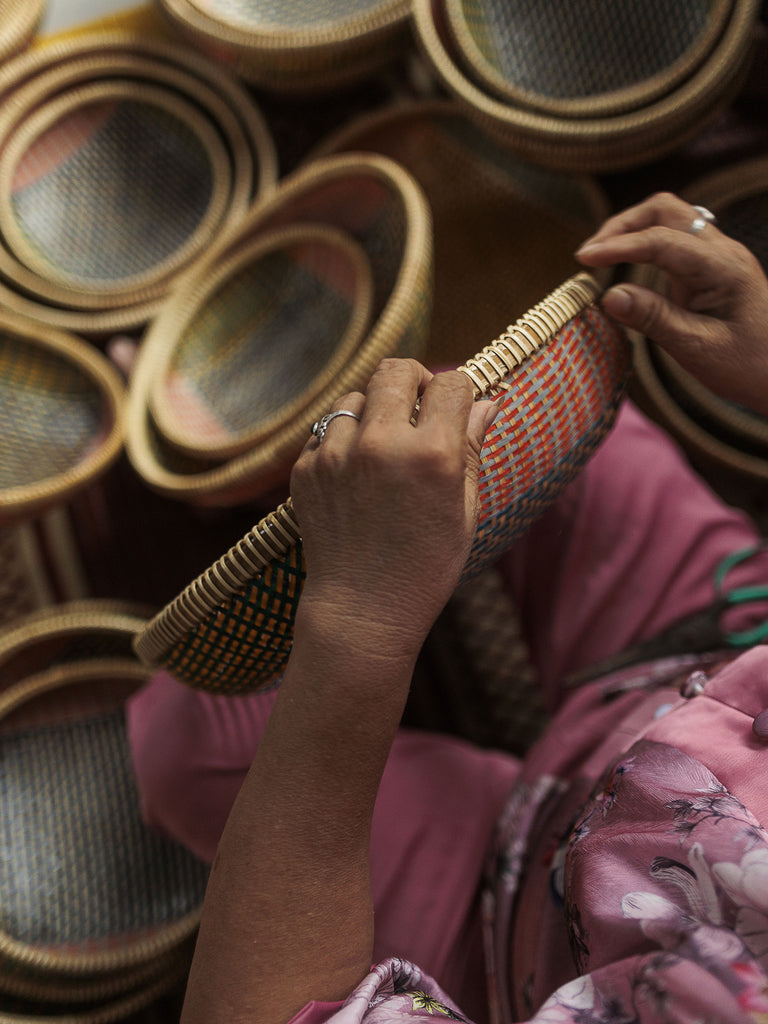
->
[413, 0, 761, 172]
[134, 272, 630, 695]
[631, 155, 768, 481]
[312, 99, 609, 367]
[0, 312, 124, 524]
[0, 32, 277, 335]
[149, 223, 374, 461]
[155, 0, 411, 93]
[0, 659, 208, 1005]
[126, 152, 432, 505]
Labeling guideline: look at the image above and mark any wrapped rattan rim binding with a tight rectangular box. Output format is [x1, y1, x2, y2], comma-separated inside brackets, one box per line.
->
[412, 0, 761, 171]
[0, 80, 233, 306]
[148, 222, 375, 460]
[443, 0, 733, 119]
[0, 0, 46, 64]
[0, 658, 203, 975]
[0, 312, 125, 520]
[0, 961, 191, 1024]
[0, 31, 277, 333]
[163, 0, 409, 52]
[134, 271, 599, 666]
[125, 152, 432, 501]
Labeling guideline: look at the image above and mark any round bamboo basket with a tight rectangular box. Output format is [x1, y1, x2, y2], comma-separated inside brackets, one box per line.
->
[126, 152, 433, 505]
[630, 156, 768, 480]
[312, 98, 610, 367]
[134, 272, 631, 695]
[0, 312, 124, 524]
[412, 0, 761, 172]
[444, 0, 732, 119]
[148, 223, 374, 461]
[0, 32, 277, 335]
[0, 659, 207, 989]
[155, 0, 411, 93]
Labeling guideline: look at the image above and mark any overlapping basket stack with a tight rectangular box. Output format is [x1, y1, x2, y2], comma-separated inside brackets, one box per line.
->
[0, 30, 277, 335]
[133, 272, 631, 695]
[125, 151, 435, 505]
[155, 0, 413, 93]
[412, 0, 762, 171]
[0, 602, 209, 1019]
[631, 155, 768, 480]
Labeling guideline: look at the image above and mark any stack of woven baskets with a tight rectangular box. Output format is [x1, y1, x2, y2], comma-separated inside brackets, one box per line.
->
[411, 0, 762, 171]
[0, 602, 209, 1020]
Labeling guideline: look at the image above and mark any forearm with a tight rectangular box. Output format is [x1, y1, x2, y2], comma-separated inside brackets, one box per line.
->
[181, 596, 421, 1024]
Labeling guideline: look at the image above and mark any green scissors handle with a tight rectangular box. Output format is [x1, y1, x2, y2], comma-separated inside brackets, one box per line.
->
[713, 545, 768, 647]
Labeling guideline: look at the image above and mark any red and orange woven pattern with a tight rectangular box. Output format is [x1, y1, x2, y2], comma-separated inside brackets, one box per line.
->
[134, 272, 630, 695]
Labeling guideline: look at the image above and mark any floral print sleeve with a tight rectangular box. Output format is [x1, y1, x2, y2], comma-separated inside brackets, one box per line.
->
[321, 739, 768, 1024]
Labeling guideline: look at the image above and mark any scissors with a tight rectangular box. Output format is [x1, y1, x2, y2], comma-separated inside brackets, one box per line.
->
[564, 544, 768, 688]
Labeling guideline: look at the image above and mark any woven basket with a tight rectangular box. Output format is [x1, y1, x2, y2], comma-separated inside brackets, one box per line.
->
[312, 99, 609, 367]
[0, 312, 124, 524]
[126, 152, 433, 505]
[0, 1, 46, 64]
[0, 601, 153, 691]
[0, 658, 207, 995]
[444, 0, 732, 118]
[412, 0, 761, 172]
[0, 32, 276, 335]
[155, 0, 411, 93]
[630, 157, 768, 480]
[134, 272, 631, 695]
[148, 223, 374, 461]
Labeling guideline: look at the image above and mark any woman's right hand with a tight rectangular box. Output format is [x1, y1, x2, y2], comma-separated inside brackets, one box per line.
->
[576, 191, 768, 417]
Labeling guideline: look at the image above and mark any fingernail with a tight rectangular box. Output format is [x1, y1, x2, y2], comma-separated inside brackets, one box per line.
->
[575, 240, 599, 255]
[603, 286, 633, 317]
[753, 709, 768, 740]
[482, 400, 504, 433]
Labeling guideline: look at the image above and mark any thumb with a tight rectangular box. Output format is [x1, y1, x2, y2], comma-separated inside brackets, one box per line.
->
[467, 398, 501, 459]
[602, 284, 721, 358]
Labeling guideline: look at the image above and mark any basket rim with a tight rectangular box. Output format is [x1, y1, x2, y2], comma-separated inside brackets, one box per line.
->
[412, 0, 761, 170]
[124, 150, 433, 501]
[0, 310, 126, 519]
[443, 0, 733, 120]
[0, 658, 204, 976]
[160, 0, 410, 52]
[0, 79, 234, 307]
[133, 271, 601, 667]
[148, 221, 375, 461]
[0, 0, 46, 65]
[632, 333, 768, 481]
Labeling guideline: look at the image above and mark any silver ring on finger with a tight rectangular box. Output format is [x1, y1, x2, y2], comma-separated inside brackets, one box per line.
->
[689, 205, 716, 235]
[311, 409, 361, 444]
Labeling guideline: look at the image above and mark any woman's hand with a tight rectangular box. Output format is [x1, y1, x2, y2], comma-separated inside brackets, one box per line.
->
[290, 358, 497, 660]
[576, 191, 768, 416]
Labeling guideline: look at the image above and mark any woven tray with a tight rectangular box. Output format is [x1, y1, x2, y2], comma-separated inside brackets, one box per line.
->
[630, 155, 768, 480]
[312, 98, 609, 367]
[0, 659, 208, 984]
[412, 0, 761, 172]
[155, 0, 411, 93]
[0, 312, 124, 523]
[444, 0, 732, 119]
[148, 223, 374, 461]
[134, 272, 631, 695]
[126, 152, 433, 505]
[0, 31, 277, 335]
